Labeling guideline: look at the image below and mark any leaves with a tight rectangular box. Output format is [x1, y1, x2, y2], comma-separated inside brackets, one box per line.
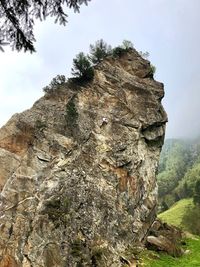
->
[71, 52, 94, 81]
[43, 74, 66, 93]
[121, 39, 134, 50]
[0, 0, 91, 52]
[89, 39, 112, 64]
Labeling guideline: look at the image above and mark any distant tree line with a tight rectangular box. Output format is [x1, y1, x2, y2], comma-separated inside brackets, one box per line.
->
[181, 179, 200, 235]
[158, 138, 200, 212]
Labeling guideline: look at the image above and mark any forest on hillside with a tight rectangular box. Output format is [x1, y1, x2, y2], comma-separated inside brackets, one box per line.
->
[157, 138, 200, 235]
[158, 137, 200, 210]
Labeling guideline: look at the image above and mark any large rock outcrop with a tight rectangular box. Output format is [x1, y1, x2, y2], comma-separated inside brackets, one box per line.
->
[0, 49, 167, 266]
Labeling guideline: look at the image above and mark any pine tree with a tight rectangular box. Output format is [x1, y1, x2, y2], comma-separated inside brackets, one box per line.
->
[183, 182, 192, 198]
[89, 39, 112, 64]
[0, 0, 91, 52]
[193, 180, 200, 206]
[71, 52, 94, 81]
[121, 40, 134, 50]
[112, 40, 133, 58]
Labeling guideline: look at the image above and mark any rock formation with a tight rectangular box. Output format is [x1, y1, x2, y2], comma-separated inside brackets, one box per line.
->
[146, 219, 183, 257]
[0, 49, 167, 266]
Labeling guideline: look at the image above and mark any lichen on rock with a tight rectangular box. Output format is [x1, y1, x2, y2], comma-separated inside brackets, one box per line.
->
[0, 48, 167, 266]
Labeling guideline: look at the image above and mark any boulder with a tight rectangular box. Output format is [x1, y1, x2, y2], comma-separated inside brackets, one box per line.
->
[0, 49, 167, 266]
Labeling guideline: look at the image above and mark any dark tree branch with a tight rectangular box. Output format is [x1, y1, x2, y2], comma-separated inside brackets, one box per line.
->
[0, 0, 91, 52]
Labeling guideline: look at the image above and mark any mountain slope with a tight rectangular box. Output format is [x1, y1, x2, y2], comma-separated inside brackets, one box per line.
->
[158, 198, 194, 229]
[142, 237, 200, 267]
[157, 138, 200, 209]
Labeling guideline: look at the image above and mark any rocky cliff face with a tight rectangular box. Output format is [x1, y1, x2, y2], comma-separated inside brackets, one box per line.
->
[0, 49, 167, 267]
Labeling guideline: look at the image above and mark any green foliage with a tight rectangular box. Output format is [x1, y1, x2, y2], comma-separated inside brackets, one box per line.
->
[89, 39, 112, 64]
[160, 200, 169, 212]
[182, 205, 200, 235]
[70, 239, 92, 266]
[42, 196, 70, 226]
[181, 182, 193, 198]
[193, 179, 200, 205]
[155, 199, 200, 266]
[65, 98, 78, 125]
[121, 40, 134, 50]
[141, 238, 200, 267]
[35, 119, 47, 131]
[150, 64, 156, 76]
[0, 0, 91, 52]
[178, 161, 200, 198]
[71, 52, 94, 82]
[157, 139, 192, 208]
[112, 46, 126, 57]
[158, 198, 194, 230]
[157, 137, 200, 211]
[43, 75, 66, 94]
[71, 239, 83, 258]
[35, 119, 46, 129]
[112, 40, 134, 58]
[91, 246, 107, 266]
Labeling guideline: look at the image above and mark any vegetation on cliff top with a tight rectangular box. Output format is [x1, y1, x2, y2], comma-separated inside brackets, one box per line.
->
[43, 39, 155, 93]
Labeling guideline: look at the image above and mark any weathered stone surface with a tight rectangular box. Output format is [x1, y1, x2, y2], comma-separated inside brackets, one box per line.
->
[0, 49, 167, 266]
[146, 219, 184, 257]
[146, 235, 183, 257]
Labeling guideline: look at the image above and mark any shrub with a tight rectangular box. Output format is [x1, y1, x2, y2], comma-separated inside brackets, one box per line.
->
[139, 51, 150, 59]
[43, 75, 66, 93]
[193, 179, 200, 206]
[182, 205, 200, 235]
[35, 119, 47, 131]
[121, 39, 134, 50]
[71, 52, 94, 82]
[150, 64, 156, 76]
[42, 196, 70, 227]
[112, 46, 126, 57]
[112, 40, 134, 58]
[89, 39, 112, 64]
[65, 98, 78, 124]
[71, 239, 83, 257]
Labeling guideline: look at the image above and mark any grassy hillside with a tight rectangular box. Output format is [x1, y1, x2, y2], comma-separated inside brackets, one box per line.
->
[141, 238, 200, 267]
[158, 198, 194, 230]
[140, 199, 200, 266]
[143, 138, 200, 267]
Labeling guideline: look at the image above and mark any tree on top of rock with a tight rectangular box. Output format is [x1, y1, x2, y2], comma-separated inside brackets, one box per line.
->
[89, 39, 112, 64]
[71, 52, 94, 82]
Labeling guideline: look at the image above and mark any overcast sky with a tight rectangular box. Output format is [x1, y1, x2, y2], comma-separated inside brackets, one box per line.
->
[0, 0, 200, 138]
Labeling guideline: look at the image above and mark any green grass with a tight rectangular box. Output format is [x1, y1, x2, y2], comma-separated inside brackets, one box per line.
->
[158, 198, 194, 229]
[141, 237, 200, 267]
[140, 199, 200, 266]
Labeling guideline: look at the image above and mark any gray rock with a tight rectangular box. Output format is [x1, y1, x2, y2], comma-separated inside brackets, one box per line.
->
[0, 49, 167, 266]
[147, 235, 183, 257]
